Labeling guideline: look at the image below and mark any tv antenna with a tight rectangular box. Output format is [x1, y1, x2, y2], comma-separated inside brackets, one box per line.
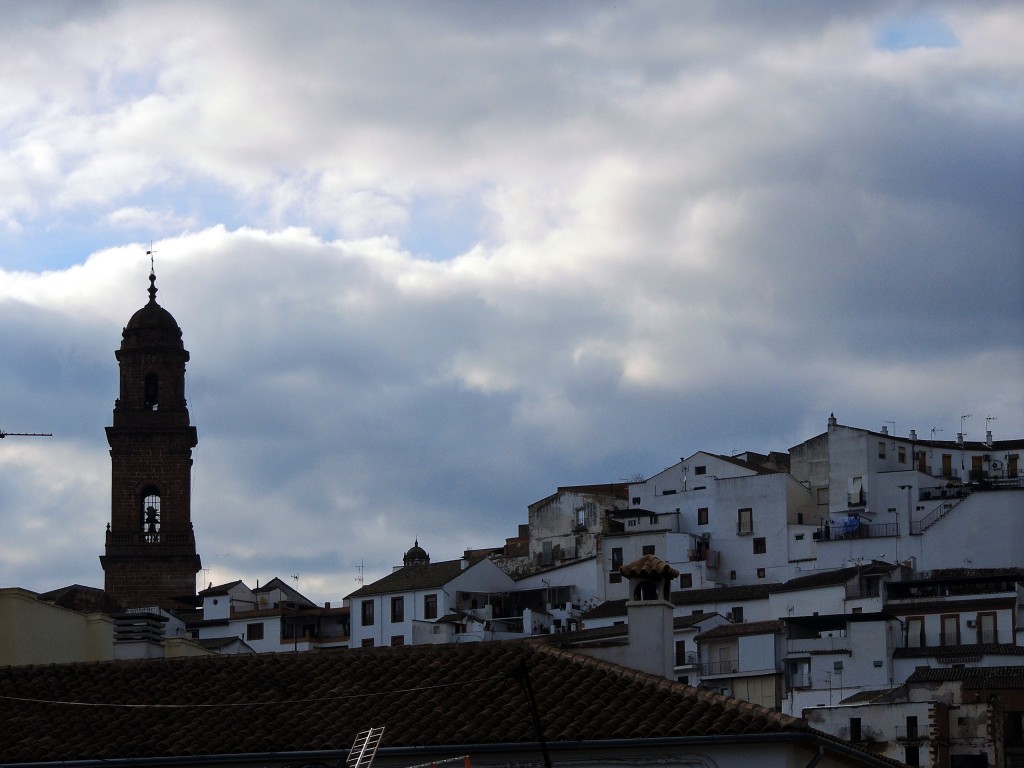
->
[0, 430, 53, 439]
[355, 560, 364, 586]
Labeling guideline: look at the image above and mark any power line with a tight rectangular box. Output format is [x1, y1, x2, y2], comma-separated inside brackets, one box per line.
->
[0, 673, 507, 709]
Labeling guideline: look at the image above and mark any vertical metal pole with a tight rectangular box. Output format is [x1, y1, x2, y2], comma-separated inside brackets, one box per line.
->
[510, 661, 553, 768]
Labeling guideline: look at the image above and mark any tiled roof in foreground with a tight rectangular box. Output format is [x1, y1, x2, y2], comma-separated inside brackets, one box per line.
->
[0, 642, 814, 763]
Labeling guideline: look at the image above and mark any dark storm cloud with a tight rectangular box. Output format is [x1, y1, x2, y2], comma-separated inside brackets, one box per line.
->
[0, 2, 1020, 598]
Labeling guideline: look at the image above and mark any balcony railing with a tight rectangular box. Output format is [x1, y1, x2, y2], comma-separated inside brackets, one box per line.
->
[910, 495, 968, 535]
[703, 659, 739, 675]
[814, 521, 897, 541]
[675, 650, 699, 667]
[106, 530, 193, 546]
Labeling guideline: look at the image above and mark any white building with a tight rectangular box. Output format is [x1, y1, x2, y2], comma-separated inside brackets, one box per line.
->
[346, 543, 519, 647]
[622, 451, 816, 591]
[190, 577, 349, 652]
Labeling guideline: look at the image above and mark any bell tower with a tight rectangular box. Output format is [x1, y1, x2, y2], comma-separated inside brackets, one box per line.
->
[100, 269, 201, 610]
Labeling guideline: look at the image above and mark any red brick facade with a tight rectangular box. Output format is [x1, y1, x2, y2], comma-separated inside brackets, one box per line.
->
[100, 273, 201, 609]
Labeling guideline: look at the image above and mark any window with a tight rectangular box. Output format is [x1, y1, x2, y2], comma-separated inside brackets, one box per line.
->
[246, 622, 264, 641]
[904, 746, 919, 767]
[849, 718, 862, 742]
[632, 496, 641, 505]
[609, 572, 621, 584]
[697, 507, 709, 525]
[390, 635, 404, 646]
[674, 640, 687, 666]
[906, 716, 918, 739]
[940, 614, 960, 646]
[753, 537, 766, 554]
[424, 594, 438, 620]
[730, 607, 744, 623]
[898, 446, 907, 464]
[141, 488, 161, 541]
[797, 512, 804, 524]
[787, 658, 810, 689]
[907, 616, 925, 648]
[737, 508, 753, 534]
[361, 600, 374, 626]
[694, 465, 706, 475]
[679, 573, 693, 589]
[878, 441, 886, 459]
[642, 544, 655, 556]
[729, 570, 736, 581]
[756, 568, 766, 579]
[361, 638, 374, 648]
[848, 477, 864, 506]
[144, 373, 159, 410]
[611, 547, 623, 569]
[977, 612, 997, 643]
[541, 540, 553, 564]
[391, 596, 404, 623]
[816, 487, 828, 504]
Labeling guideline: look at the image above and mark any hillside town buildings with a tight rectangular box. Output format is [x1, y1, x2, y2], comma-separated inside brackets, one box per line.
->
[3, 269, 1023, 767]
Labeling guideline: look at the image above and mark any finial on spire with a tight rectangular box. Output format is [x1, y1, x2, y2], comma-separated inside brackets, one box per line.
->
[146, 243, 158, 304]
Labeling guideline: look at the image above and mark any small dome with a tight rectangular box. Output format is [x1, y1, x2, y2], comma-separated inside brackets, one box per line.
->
[121, 273, 185, 349]
[403, 539, 430, 566]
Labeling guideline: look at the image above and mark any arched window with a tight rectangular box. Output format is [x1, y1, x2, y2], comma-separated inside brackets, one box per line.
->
[144, 373, 159, 410]
[141, 488, 161, 542]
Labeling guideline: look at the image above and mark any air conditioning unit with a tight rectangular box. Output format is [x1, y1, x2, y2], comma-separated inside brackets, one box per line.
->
[966, 619, 977, 628]
[725, 612, 734, 621]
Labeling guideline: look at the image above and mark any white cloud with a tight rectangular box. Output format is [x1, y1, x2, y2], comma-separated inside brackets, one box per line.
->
[0, 2, 1020, 598]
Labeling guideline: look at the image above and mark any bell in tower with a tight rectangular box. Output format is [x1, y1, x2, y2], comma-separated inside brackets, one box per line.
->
[100, 269, 201, 610]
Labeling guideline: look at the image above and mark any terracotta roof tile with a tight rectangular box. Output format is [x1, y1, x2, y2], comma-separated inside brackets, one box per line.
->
[347, 557, 485, 598]
[775, 563, 895, 593]
[620, 553, 679, 579]
[0, 642, 811, 763]
[671, 583, 780, 604]
[893, 643, 1024, 659]
[906, 664, 1024, 686]
[696, 619, 786, 640]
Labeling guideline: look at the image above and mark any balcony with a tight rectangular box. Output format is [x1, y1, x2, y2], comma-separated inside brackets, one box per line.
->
[813, 521, 896, 541]
[674, 650, 699, 668]
[787, 637, 850, 654]
[703, 658, 739, 676]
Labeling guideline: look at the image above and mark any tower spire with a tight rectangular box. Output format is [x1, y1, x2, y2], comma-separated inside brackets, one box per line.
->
[102, 266, 199, 610]
[146, 244, 158, 305]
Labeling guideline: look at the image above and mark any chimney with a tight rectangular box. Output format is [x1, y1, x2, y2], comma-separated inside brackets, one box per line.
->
[881, 425, 888, 435]
[956, 433, 964, 447]
[828, 413, 837, 429]
[621, 555, 679, 680]
[986, 430, 993, 447]
[909, 429, 917, 441]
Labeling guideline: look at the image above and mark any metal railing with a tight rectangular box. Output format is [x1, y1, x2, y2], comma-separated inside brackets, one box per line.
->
[910, 495, 968, 535]
[814, 522, 897, 541]
[107, 530, 192, 545]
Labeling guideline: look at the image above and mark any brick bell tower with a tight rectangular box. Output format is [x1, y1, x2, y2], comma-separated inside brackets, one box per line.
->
[100, 269, 201, 610]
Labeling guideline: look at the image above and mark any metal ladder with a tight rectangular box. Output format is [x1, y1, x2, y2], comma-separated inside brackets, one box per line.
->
[348, 727, 385, 768]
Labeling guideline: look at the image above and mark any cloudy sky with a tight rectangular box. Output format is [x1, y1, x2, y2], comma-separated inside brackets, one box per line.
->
[0, 1, 1021, 604]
